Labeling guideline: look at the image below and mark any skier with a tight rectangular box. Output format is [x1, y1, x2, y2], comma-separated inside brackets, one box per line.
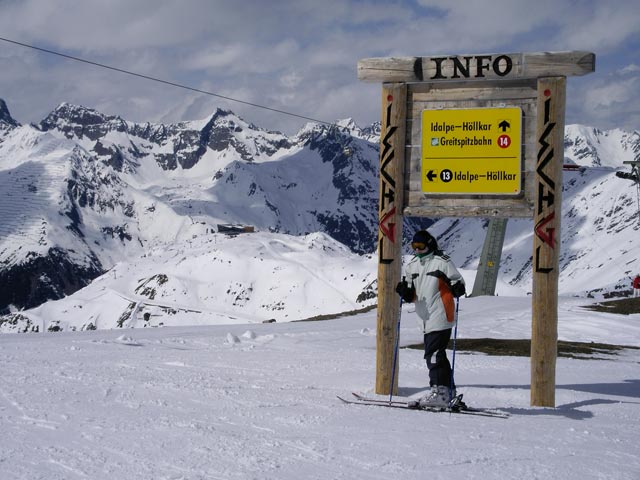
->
[395, 230, 466, 408]
[633, 274, 640, 298]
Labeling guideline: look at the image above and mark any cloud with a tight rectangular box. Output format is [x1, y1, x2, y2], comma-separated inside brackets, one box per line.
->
[279, 70, 303, 89]
[0, 0, 216, 50]
[569, 63, 640, 131]
[558, 3, 640, 52]
[585, 79, 637, 109]
[620, 64, 640, 74]
[592, 78, 640, 119]
[184, 44, 249, 71]
[0, 0, 638, 133]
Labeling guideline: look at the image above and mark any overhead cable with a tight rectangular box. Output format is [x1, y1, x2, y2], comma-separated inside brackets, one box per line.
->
[0, 36, 337, 127]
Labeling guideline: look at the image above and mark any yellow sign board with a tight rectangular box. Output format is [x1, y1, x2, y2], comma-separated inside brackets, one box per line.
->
[421, 107, 522, 195]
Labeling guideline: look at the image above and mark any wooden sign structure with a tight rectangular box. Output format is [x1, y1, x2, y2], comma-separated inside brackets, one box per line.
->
[359, 51, 595, 407]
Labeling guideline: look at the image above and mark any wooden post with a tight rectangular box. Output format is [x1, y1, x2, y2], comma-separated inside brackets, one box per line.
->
[531, 77, 566, 407]
[375, 83, 407, 395]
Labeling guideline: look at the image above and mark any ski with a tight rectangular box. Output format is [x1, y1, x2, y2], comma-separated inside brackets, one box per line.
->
[338, 395, 509, 418]
[352, 391, 466, 408]
[353, 392, 509, 418]
[340, 392, 509, 418]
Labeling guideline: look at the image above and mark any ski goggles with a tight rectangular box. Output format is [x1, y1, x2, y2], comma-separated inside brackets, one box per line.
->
[411, 241, 427, 251]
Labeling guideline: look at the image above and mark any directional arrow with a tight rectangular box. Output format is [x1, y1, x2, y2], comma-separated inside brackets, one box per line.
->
[498, 120, 511, 132]
[426, 170, 437, 182]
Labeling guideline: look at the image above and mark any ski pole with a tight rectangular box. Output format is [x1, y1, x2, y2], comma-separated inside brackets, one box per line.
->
[389, 296, 403, 404]
[449, 296, 460, 402]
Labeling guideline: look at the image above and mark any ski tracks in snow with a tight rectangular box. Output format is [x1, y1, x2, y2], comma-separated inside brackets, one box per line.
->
[2, 310, 640, 479]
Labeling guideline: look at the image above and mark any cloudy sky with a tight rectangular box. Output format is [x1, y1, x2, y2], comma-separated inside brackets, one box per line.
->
[0, 0, 638, 134]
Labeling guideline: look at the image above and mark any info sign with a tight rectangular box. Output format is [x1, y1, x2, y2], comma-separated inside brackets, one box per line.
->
[421, 107, 522, 195]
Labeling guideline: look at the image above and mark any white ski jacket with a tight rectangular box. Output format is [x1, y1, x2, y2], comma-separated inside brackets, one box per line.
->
[404, 251, 465, 334]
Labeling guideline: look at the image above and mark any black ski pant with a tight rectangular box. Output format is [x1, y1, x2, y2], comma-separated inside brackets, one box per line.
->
[423, 328, 453, 389]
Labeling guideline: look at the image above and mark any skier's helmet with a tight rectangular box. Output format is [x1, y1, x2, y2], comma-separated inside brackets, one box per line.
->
[411, 230, 437, 253]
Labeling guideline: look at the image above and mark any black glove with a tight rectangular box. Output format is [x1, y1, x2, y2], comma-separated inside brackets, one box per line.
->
[395, 280, 415, 302]
[450, 281, 466, 298]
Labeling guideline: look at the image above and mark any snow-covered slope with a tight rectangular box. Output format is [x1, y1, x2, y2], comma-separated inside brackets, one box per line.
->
[1, 296, 639, 479]
[564, 124, 640, 167]
[1, 231, 378, 333]
[0, 100, 429, 312]
[1, 98, 639, 323]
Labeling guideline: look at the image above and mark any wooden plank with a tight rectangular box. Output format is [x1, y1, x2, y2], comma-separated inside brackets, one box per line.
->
[530, 77, 566, 408]
[409, 80, 538, 102]
[375, 83, 407, 395]
[404, 198, 534, 218]
[404, 206, 532, 218]
[358, 51, 595, 83]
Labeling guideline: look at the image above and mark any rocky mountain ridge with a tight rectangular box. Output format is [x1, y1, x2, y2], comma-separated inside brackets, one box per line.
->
[0, 99, 427, 313]
[1, 99, 638, 320]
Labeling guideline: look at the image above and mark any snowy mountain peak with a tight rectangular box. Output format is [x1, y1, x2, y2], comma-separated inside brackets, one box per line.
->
[196, 107, 293, 162]
[335, 118, 359, 132]
[1, 96, 638, 323]
[0, 98, 19, 132]
[564, 124, 640, 168]
[295, 118, 378, 144]
[1, 99, 433, 314]
[39, 103, 129, 141]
